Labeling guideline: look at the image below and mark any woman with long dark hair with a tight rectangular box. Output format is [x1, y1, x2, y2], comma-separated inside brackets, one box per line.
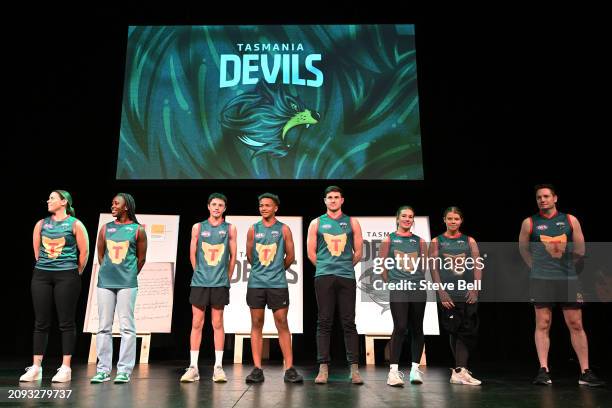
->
[20, 190, 89, 383]
[90, 193, 147, 384]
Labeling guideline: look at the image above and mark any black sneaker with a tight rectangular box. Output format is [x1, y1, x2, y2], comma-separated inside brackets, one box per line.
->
[284, 367, 304, 383]
[579, 369, 606, 387]
[533, 367, 552, 385]
[246, 367, 264, 383]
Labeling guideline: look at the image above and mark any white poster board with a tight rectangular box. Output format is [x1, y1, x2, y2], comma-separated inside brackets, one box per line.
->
[355, 216, 439, 335]
[223, 216, 303, 334]
[83, 214, 180, 333]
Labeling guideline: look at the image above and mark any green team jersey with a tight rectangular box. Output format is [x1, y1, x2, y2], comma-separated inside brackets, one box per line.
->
[387, 232, 423, 283]
[529, 211, 576, 280]
[98, 221, 140, 289]
[315, 213, 355, 279]
[248, 220, 288, 288]
[36, 216, 79, 271]
[436, 233, 473, 297]
[192, 220, 231, 287]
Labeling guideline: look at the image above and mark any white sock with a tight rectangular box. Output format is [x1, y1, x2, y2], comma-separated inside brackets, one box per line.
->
[190, 351, 199, 368]
[215, 350, 223, 367]
[412, 362, 420, 370]
[61, 365, 71, 371]
[390, 364, 399, 372]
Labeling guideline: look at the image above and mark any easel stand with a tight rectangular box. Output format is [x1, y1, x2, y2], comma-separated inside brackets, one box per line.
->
[88, 333, 152, 364]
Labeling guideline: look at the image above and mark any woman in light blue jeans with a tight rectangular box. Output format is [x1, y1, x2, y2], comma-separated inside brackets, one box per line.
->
[91, 193, 147, 384]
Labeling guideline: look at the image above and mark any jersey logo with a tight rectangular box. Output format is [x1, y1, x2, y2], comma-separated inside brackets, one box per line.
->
[42, 236, 65, 258]
[323, 233, 347, 256]
[393, 250, 418, 273]
[256, 243, 277, 266]
[107, 240, 129, 264]
[202, 230, 211, 237]
[322, 224, 332, 229]
[442, 253, 466, 276]
[539, 234, 567, 259]
[218, 230, 227, 236]
[536, 225, 548, 231]
[202, 242, 225, 266]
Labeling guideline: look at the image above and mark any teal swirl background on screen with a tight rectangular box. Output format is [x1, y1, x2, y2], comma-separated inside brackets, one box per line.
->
[117, 25, 423, 179]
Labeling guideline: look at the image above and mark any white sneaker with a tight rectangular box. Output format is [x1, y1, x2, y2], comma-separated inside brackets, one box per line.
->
[19, 365, 42, 382]
[387, 369, 405, 387]
[409, 366, 424, 384]
[212, 366, 227, 383]
[51, 366, 72, 383]
[450, 367, 481, 385]
[180, 366, 200, 383]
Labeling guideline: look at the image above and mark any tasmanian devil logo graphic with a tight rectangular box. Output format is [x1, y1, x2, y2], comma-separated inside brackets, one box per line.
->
[202, 242, 225, 266]
[220, 81, 320, 158]
[323, 233, 347, 256]
[42, 236, 65, 258]
[393, 250, 418, 273]
[107, 240, 129, 264]
[256, 243, 277, 267]
[539, 234, 567, 259]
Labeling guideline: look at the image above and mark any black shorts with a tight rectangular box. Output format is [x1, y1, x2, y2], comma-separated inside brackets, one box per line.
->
[438, 302, 479, 348]
[189, 286, 230, 307]
[530, 278, 583, 309]
[246, 287, 289, 311]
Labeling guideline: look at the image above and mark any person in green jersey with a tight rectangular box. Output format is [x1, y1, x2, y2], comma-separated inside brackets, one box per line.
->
[519, 184, 604, 387]
[307, 186, 364, 384]
[20, 190, 89, 383]
[430, 207, 482, 386]
[181, 193, 237, 383]
[379, 206, 428, 386]
[244, 193, 303, 384]
[91, 193, 147, 384]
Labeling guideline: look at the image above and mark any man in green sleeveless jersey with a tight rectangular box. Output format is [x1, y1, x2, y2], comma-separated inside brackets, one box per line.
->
[519, 184, 604, 387]
[181, 193, 237, 383]
[307, 186, 364, 384]
[244, 193, 303, 384]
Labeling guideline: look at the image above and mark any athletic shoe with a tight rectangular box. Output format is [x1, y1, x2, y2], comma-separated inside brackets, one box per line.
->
[579, 369, 606, 387]
[314, 364, 328, 384]
[180, 366, 200, 383]
[90, 372, 111, 384]
[450, 367, 481, 385]
[212, 366, 227, 383]
[19, 365, 42, 382]
[533, 367, 552, 385]
[114, 372, 130, 383]
[410, 366, 424, 384]
[283, 367, 304, 383]
[387, 369, 405, 387]
[245, 367, 264, 383]
[51, 366, 71, 383]
[350, 363, 364, 385]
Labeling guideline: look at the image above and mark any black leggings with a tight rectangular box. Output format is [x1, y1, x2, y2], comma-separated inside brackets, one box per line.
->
[315, 275, 359, 364]
[389, 294, 426, 364]
[31, 268, 81, 355]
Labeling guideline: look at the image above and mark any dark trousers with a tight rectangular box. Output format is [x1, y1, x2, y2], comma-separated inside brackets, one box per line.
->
[315, 274, 359, 364]
[389, 295, 426, 364]
[31, 268, 81, 355]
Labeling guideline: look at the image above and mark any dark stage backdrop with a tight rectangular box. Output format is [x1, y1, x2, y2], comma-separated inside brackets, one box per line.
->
[8, 7, 610, 371]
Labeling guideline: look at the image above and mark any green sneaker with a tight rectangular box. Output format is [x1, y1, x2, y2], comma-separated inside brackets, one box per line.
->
[90, 372, 111, 383]
[114, 372, 131, 383]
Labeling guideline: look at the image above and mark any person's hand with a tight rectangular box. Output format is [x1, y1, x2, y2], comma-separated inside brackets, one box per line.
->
[439, 290, 454, 309]
[466, 289, 478, 304]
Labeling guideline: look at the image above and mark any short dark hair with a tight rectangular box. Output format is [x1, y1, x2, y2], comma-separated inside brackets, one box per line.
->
[208, 193, 228, 205]
[534, 184, 557, 196]
[258, 192, 280, 206]
[324, 185, 343, 197]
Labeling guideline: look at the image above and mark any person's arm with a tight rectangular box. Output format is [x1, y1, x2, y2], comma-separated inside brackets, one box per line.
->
[246, 226, 254, 265]
[97, 225, 106, 266]
[466, 236, 482, 304]
[227, 224, 238, 282]
[379, 236, 391, 282]
[33, 220, 43, 261]
[189, 223, 200, 271]
[136, 225, 147, 273]
[350, 217, 363, 266]
[518, 217, 533, 268]
[74, 221, 90, 274]
[430, 238, 454, 309]
[282, 224, 295, 270]
[306, 218, 318, 266]
[568, 214, 585, 259]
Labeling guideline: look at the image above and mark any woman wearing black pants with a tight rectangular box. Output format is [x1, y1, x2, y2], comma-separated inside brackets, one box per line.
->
[20, 190, 89, 383]
[380, 206, 428, 386]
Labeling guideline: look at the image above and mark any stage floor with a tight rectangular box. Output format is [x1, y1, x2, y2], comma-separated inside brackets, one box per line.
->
[1, 361, 610, 407]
